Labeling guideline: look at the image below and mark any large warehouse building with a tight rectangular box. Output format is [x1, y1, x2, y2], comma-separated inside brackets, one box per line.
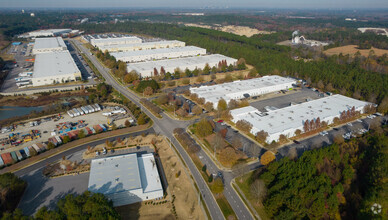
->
[20, 29, 72, 38]
[111, 46, 206, 63]
[32, 50, 81, 86]
[127, 54, 237, 78]
[98, 40, 185, 52]
[230, 94, 371, 143]
[190, 75, 297, 108]
[88, 153, 164, 207]
[32, 37, 67, 54]
[90, 36, 142, 47]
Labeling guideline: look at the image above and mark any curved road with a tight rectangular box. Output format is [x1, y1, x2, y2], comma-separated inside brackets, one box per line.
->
[71, 39, 254, 220]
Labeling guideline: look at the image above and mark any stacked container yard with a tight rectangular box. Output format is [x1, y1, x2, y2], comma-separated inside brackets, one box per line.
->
[93, 125, 103, 133]
[19, 149, 28, 158]
[36, 143, 47, 151]
[15, 151, 23, 160]
[31, 144, 41, 153]
[0, 157, 4, 167]
[85, 127, 93, 135]
[55, 136, 62, 144]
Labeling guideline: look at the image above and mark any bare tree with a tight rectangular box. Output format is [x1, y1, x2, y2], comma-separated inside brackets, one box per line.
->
[233, 162, 249, 182]
[287, 147, 298, 160]
[250, 179, 267, 203]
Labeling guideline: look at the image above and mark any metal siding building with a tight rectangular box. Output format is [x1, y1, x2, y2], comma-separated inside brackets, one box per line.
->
[88, 153, 163, 206]
[98, 40, 185, 52]
[111, 46, 206, 63]
[90, 36, 142, 47]
[25, 29, 72, 38]
[230, 94, 371, 143]
[32, 51, 81, 86]
[32, 37, 67, 54]
[127, 54, 237, 78]
[190, 75, 297, 108]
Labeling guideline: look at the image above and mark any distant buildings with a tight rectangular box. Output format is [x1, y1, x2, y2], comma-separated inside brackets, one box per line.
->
[98, 40, 186, 53]
[88, 153, 164, 206]
[90, 36, 142, 47]
[190, 76, 296, 108]
[21, 29, 72, 38]
[230, 94, 371, 143]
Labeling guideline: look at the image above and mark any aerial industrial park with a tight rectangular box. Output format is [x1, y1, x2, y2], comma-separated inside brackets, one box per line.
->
[0, 6, 386, 220]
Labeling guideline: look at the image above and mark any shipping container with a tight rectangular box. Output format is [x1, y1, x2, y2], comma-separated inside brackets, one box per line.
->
[90, 127, 96, 134]
[94, 104, 101, 111]
[1, 153, 14, 165]
[99, 124, 107, 131]
[81, 106, 89, 114]
[36, 143, 47, 151]
[0, 156, 4, 167]
[23, 147, 30, 157]
[31, 144, 41, 153]
[77, 108, 84, 115]
[67, 110, 74, 118]
[19, 149, 27, 158]
[55, 136, 62, 144]
[72, 108, 80, 117]
[85, 127, 93, 135]
[15, 151, 23, 160]
[10, 151, 18, 162]
[93, 125, 102, 133]
[87, 105, 95, 113]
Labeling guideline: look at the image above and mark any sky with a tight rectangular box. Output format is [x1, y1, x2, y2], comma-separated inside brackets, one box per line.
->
[1, 0, 388, 9]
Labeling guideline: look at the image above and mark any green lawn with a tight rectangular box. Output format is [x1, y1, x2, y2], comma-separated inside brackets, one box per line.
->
[216, 195, 237, 219]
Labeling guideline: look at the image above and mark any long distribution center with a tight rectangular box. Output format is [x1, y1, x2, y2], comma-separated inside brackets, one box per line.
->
[127, 54, 237, 78]
[111, 46, 206, 63]
[90, 36, 142, 47]
[98, 40, 185, 52]
[190, 75, 297, 108]
[230, 94, 371, 143]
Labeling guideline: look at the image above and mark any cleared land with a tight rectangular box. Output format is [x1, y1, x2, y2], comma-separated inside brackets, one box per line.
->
[183, 23, 273, 37]
[324, 45, 388, 57]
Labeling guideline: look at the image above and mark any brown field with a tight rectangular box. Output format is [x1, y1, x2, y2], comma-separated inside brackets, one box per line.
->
[324, 45, 388, 57]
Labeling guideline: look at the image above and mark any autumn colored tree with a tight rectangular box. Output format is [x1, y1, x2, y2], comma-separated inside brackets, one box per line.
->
[195, 118, 213, 137]
[143, 86, 153, 96]
[236, 120, 252, 133]
[256, 130, 269, 143]
[192, 106, 203, 115]
[204, 102, 214, 112]
[260, 151, 276, 166]
[217, 99, 227, 111]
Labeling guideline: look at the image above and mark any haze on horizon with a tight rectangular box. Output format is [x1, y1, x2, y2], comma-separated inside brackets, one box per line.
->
[1, 0, 388, 9]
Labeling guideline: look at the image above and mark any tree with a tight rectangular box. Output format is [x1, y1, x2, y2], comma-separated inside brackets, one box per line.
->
[256, 130, 268, 143]
[224, 73, 233, 82]
[294, 129, 302, 137]
[78, 129, 85, 139]
[333, 134, 344, 144]
[124, 120, 131, 127]
[35, 191, 120, 219]
[0, 173, 27, 214]
[62, 136, 70, 144]
[278, 134, 288, 143]
[217, 99, 227, 111]
[237, 58, 247, 69]
[287, 147, 298, 160]
[123, 71, 139, 84]
[250, 179, 267, 203]
[233, 162, 249, 182]
[157, 93, 168, 105]
[238, 100, 250, 108]
[143, 86, 153, 96]
[203, 63, 210, 75]
[204, 102, 214, 112]
[260, 151, 276, 166]
[47, 142, 55, 150]
[377, 96, 388, 114]
[137, 114, 146, 125]
[192, 106, 203, 115]
[317, 80, 325, 90]
[236, 120, 252, 133]
[195, 118, 213, 137]
[228, 99, 238, 110]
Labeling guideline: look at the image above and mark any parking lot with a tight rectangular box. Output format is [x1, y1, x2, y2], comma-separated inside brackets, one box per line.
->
[278, 115, 387, 158]
[0, 105, 133, 153]
[249, 86, 321, 112]
[66, 40, 96, 81]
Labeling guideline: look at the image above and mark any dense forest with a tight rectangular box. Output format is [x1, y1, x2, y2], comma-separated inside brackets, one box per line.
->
[0, 173, 27, 217]
[249, 129, 387, 219]
[78, 22, 388, 104]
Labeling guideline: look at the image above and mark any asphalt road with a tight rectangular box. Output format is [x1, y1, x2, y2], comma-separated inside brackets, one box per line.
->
[71, 39, 242, 220]
[15, 128, 155, 214]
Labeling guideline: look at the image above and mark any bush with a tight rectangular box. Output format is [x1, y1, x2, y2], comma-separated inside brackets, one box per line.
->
[136, 80, 160, 93]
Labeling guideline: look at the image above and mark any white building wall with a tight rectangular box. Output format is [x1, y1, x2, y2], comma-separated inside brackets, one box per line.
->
[32, 72, 81, 86]
[101, 41, 186, 52]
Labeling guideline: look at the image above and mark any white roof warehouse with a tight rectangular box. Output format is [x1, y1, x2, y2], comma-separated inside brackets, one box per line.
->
[190, 75, 297, 108]
[90, 36, 142, 47]
[111, 46, 206, 63]
[230, 94, 371, 143]
[98, 40, 185, 52]
[88, 153, 163, 207]
[127, 54, 237, 78]
[32, 50, 81, 86]
[32, 37, 67, 54]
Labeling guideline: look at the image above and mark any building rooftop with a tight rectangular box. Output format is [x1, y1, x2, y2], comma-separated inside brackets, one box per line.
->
[127, 54, 236, 73]
[99, 40, 184, 51]
[231, 94, 370, 136]
[88, 153, 163, 195]
[28, 29, 71, 35]
[88, 154, 142, 195]
[33, 50, 80, 78]
[191, 75, 296, 104]
[138, 154, 163, 193]
[33, 37, 66, 50]
[111, 46, 205, 59]
[91, 36, 142, 45]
